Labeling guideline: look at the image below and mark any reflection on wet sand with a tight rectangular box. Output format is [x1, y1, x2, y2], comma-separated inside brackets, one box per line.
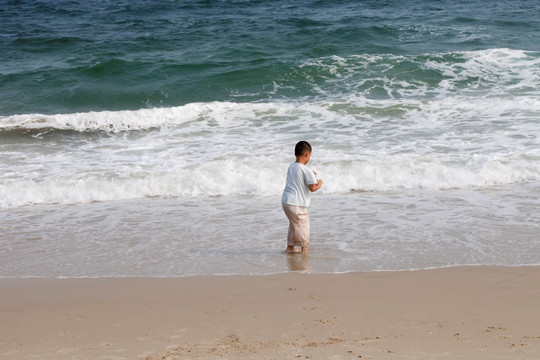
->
[287, 253, 311, 272]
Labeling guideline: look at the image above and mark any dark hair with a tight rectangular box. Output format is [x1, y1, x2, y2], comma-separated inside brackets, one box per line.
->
[295, 141, 312, 157]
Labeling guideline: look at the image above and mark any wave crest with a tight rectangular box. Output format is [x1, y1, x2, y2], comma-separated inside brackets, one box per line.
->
[0, 102, 233, 133]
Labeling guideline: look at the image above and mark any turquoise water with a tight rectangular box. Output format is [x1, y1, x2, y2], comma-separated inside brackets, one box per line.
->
[1, 0, 539, 277]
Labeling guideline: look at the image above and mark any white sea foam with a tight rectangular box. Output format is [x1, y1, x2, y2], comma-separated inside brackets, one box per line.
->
[298, 48, 540, 99]
[1, 98, 538, 207]
[1, 139, 538, 209]
[1, 49, 539, 208]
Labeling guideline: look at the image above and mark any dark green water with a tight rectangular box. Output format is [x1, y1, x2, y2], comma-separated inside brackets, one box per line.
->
[2, 0, 539, 115]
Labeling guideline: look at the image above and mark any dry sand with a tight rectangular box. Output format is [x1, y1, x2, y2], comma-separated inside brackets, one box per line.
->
[1, 266, 539, 360]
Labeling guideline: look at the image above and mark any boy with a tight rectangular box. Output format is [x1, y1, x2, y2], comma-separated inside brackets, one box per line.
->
[282, 141, 323, 253]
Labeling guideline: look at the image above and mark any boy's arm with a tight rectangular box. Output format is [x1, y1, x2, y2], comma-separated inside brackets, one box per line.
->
[308, 178, 323, 192]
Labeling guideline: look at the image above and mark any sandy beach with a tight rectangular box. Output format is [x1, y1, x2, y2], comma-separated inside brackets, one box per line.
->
[1, 266, 539, 360]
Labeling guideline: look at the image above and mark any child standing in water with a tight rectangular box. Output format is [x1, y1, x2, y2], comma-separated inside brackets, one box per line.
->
[282, 141, 323, 253]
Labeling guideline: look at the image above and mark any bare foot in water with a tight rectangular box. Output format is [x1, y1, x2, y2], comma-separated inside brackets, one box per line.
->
[286, 246, 300, 253]
[301, 246, 307, 253]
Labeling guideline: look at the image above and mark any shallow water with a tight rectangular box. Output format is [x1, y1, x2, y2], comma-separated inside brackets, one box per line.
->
[1, 183, 538, 277]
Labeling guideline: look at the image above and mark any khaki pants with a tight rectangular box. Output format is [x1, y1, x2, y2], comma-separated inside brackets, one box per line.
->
[282, 203, 310, 248]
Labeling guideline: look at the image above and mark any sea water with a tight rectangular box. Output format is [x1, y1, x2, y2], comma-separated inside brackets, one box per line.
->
[1, 0, 539, 277]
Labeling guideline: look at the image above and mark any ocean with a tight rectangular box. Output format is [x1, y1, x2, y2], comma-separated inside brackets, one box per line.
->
[1, 0, 539, 278]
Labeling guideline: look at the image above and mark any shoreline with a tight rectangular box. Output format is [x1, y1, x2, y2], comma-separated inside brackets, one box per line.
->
[2, 262, 540, 279]
[2, 266, 540, 359]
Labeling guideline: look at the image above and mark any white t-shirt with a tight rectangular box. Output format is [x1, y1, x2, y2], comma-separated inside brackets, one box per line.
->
[281, 162, 318, 207]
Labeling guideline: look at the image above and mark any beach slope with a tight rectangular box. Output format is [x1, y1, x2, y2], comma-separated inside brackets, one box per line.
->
[1, 266, 539, 359]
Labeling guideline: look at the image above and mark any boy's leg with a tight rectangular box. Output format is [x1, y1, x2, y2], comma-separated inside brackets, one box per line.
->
[283, 203, 300, 252]
[282, 203, 310, 252]
[297, 207, 310, 250]
[286, 220, 299, 253]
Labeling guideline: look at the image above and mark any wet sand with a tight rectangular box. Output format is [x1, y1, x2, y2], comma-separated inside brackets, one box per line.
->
[1, 266, 539, 359]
